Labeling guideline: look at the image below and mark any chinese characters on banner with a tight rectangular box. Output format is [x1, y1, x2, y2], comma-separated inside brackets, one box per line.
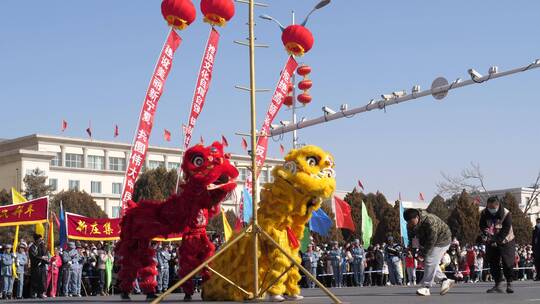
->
[183, 28, 220, 149]
[66, 213, 121, 241]
[120, 30, 182, 216]
[65, 213, 182, 241]
[0, 197, 49, 227]
[245, 56, 298, 195]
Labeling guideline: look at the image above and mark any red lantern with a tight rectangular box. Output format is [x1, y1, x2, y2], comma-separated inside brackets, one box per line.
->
[287, 83, 294, 94]
[201, 0, 235, 27]
[281, 25, 314, 57]
[161, 0, 197, 30]
[296, 65, 312, 76]
[298, 79, 312, 91]
[283, 95, 294, 107]
[297, 93, 312, 104]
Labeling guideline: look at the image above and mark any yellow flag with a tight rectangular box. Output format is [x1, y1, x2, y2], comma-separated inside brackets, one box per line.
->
[10, 187, 25, 280]
[221, 208, 233, 242]
[48, 220, 54, 256]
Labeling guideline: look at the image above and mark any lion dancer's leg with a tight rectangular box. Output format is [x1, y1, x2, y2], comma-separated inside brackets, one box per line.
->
[136, 240, 159, 299]
[117, 239, 143, 299]
[178, 231, 215, 301]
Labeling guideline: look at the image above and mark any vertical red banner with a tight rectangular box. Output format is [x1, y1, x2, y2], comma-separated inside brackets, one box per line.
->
[183, 28, 220, 149]
[245, 56, 298, 194]
[120, 29, 182, 216]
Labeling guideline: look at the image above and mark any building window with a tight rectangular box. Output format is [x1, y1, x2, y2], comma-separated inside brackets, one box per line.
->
[112, 183, 122, 195]
[112, 206, 121, 218]
[50, 152, 62, 166]
[88, 155, 105, 170]
[65, 153, 83, 168]
[109, 157, 126, 171]
[49, 178, 58, 191]
[148, 160, 165, 169]
[239, 168, 247, 181]
[91, 181, 102, 194]
[260, 170, 268, 183]
[167, 162, 180, 170]
[68, 180, 80, 191]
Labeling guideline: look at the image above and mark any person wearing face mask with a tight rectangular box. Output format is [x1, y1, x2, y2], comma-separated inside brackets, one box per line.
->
[479, 196, 516, 294]
[404, 208, 454, 297]
[329, 242, 343, 287]
[531, 218, 540, 281]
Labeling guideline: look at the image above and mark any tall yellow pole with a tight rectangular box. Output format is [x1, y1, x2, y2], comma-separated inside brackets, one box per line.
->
[248, 0, 259, 299]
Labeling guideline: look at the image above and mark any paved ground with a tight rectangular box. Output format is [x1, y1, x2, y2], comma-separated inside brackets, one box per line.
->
[4, 281, 539, 303]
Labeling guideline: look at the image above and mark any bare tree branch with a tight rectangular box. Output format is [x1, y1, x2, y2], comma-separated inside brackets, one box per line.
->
[524, 170, 540, 214]
[437, 162, 489, 197]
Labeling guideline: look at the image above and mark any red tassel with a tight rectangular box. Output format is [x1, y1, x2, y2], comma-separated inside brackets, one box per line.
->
[286, 226, 299, 249]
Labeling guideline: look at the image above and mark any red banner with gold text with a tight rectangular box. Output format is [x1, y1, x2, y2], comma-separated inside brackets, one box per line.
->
[0, 197, 49, 227]
[183, 28, 220, 149]
[245, 56, 298, 194]
[65, 213, 182, 241]
[120, 29, 182, 216]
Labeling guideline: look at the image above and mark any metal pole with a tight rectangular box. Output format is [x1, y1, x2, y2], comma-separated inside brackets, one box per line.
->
[271, 60, 540, 136]
[291, 11, 298, 149]
[248, 0, 260, 298]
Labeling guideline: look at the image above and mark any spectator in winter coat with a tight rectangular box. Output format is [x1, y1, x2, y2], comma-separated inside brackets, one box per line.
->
[46, 250, 62, 297]
[28, 234, 48, 298]
[405, 250, 416, 285]
[480, 196, 516, 294]
[1, 244, 15, 299]
[15, 243, 28, 299]
[532, 218, 540, 281]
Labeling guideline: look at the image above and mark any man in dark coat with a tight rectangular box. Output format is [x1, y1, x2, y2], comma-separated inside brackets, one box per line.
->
[28, 234, 48, 298]
[532, 217, 540, 281]
[479, 196, 516, 294]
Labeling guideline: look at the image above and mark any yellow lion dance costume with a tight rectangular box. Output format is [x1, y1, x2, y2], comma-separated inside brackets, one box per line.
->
[202, 145, 336, 301]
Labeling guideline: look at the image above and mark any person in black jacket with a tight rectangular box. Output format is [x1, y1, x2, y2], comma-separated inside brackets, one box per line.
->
[533, 218, 540, 281]
[28, 234, 48, 298]
[479, 196, 516, 294]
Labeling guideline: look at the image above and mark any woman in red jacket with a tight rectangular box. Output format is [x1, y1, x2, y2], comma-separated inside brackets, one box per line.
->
[46, 249, 62, 297]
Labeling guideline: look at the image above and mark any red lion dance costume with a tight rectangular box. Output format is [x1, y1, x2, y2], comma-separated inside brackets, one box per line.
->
[115, 142, 238, 300]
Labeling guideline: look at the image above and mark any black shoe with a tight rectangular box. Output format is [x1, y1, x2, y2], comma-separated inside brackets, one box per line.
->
[184, 294, 192, 302]
[487, 284, 504, 294]
[146, 293, 158, 301]
[506, 283, 514, 294]
[121, 293, 131, 301]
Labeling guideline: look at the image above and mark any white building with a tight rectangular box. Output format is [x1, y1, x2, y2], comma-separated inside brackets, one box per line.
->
[0, 134, 283, 218]
[478, 187, 540, 224]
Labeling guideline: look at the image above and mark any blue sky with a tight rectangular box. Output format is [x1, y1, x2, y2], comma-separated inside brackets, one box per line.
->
[1, 1, 539, 201]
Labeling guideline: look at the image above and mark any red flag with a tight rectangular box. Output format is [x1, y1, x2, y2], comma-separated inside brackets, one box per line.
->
[419, 192, 425, 201]
[200, 136, 204, 145]
[164, 129, 171, 142]
[286, 226, 300, 249]
[241, 137, 248, 151]
[279, 144, 285, 155]
[61, 120, 68, 132]
[234, 216, 242, 233]
[357, 180, 365, 191]
[221, 135, 229, 147]
[474, 196, 481, 204]
[86, 127, 92, 138]
[333, 196, 355, 231]
[51, 212, 60, 228]
[114, 125, 119, 138]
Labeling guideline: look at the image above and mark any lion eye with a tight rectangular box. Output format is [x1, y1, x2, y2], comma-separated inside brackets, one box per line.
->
[306, 156, 318, 167]
[192, 155, 204, 167]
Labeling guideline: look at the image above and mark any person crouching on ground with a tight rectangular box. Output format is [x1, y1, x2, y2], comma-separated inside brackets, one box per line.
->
[403, 208, 454, 296]
[480, 196, 516, 294]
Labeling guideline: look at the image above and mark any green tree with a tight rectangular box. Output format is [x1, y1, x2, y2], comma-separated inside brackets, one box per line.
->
[207, 209, 238, 236]
[0, 189, 11, 206]
[51, 190, 108, 219]
[447, 190, 480, 245]
[427, 195, 451, 221]
[23, 168, 53, 199]
[311, 200, 343, 245]
[502, 192, 533, 245]
[132, 167, 178, 202]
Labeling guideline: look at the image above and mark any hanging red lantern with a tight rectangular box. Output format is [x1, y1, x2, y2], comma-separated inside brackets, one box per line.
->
[200, 0, 235, 27]
[281, 25, 314, 57]
[161, 0, 197, 30]
[297, 93, 312, 104]
[287, 83, 294, 94]
[296, 65, 312, 76]
[283, 95, 294, 107]
[298, 79, 312, 91]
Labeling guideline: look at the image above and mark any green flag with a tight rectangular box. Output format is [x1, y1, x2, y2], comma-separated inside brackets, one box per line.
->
[300, 226, 311, 253]
[361, 201, 373, 248]
[105, 257, 113, 291]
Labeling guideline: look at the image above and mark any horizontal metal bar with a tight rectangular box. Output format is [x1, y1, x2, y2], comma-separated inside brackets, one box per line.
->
[270, 59, 540, 136]
[235, 0, 269, 7]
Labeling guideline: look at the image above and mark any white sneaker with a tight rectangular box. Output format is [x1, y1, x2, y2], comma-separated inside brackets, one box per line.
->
[440, 279, 454, 295]
[416, 287, 431, 296]
[269, 294, 285, 302]
[284, 294, 304, 301]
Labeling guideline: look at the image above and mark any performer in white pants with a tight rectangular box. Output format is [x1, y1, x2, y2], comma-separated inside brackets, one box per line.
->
[403, 209, 454, 296]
